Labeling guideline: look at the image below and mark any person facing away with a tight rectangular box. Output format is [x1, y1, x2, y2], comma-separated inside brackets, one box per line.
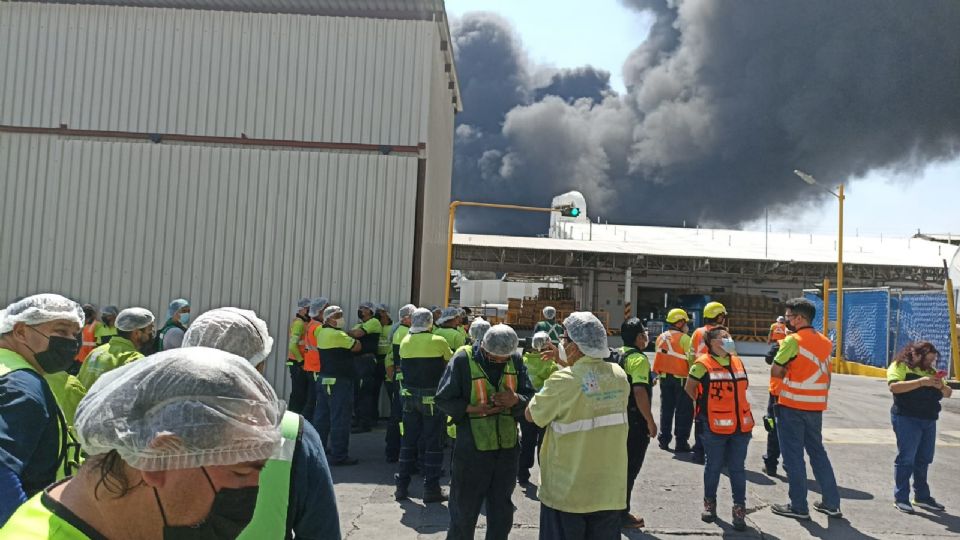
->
[314, 306, 362, 466]
[653, 308, 694, 453]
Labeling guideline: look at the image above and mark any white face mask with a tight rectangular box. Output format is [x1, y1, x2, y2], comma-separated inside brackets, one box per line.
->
[557, 342, 568, 363]
[721, 337, 736, 354]
[332, 319, 345, 329]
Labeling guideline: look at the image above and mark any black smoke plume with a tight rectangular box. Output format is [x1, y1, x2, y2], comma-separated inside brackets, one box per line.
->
[450, 2, 960, 235]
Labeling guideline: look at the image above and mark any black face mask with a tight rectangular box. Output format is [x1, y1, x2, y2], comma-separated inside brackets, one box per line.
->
[357, 310, 365, 320]
[27, 327, 79, 374]
[784, 317, 796, 332]
[154, 467, 259, 540]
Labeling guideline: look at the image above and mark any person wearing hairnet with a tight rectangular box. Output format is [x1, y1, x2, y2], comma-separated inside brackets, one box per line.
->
[314, 306, 362, 466]
[94, 304, 118, 346]
[0, 294, 83, 526]
[287, 297, 313, 414]
[468, 317, 491, 345]
[347, 301, 382, 433]
[303, 297, 330, 422]
[71, 304, 102, 373]
[0, 347, 284, 539]
[458, 308, 471, 341]
[384, 304, 414, 463]
[157, 298, 191, 351]
[76, 307, 155, 391]
[372, 304, 393, 423]
[394, 308, 454, 503]
[436, 324, 535, 539]
[182, 308, 341, 539]
[430, 305, 442, 323]
[525, 312, 630, 540]
[517, 331, 557, 486]
[434, 307, 466, 351]
[534, 306, 564, 344]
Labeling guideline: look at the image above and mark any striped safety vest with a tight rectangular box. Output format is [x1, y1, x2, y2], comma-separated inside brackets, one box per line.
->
[778, 328, 833, 411]
[653, 329, 688, 377]
[694, 353, 754, 435]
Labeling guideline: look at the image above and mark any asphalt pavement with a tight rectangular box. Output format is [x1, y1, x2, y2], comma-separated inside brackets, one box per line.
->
[330, 357, 960, 539]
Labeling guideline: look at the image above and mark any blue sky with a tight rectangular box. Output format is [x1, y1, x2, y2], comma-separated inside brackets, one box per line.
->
[447, 0, 960, 238]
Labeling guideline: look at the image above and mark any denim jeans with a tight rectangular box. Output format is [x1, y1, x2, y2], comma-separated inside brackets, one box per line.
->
[891, 413, 937, 503]
[776, 406, 840, 512]
[702, 430, 751, 506]
[313, 377, 355, 462]
[658, 375, 694, 446]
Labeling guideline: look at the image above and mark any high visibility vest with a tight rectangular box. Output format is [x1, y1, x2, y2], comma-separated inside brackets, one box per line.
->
[75, 322, 99, 362]
[768, 323, 788, 343]
[288, 317, 308, 363]
[466, 347, 519, 451]
[690, 324, 717, 358]
[0, 491, 89, 539]
[654, 329, 689, 377]
[778, 329, 833, 411]
[237, 411, 300, 539]
[694, 354, 754, 435]
[303, 320, 322, 372]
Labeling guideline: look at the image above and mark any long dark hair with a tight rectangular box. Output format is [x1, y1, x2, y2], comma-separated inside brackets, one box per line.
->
[893, 341, 939, 370]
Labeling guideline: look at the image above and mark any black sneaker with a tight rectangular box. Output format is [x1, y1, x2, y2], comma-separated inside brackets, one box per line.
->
[813, 501, 843, 518]
[771, 503, 810, 520]
[658, 439, 671, 451]
[732, 504, 747, 531]
[518, 474, 531, 486]
[762, 463, 778, 476]
[701, 498, 717, 523]
[913, 498, 946, 512]
[675, 442, 692, 453]
[330, 457, 359, 466]
[394, 485, 409, 501]
[422, 488, 448, 504]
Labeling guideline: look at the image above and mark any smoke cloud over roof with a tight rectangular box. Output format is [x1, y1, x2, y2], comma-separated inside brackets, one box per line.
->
[450, 1, 960, 235]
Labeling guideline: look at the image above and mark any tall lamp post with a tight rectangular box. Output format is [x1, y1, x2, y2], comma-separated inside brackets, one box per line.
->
[794, 169, 845, 367]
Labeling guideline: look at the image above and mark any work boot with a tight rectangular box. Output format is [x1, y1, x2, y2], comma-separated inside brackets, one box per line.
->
[701, 498, 717, 523]
[394, 475, 410, 501]
[762, 462, 777, 476]
[674, 441, 692, 453]
[657, 438, 671, 451]
[422, 487, 448, 504]
[732, 504, 747, 531]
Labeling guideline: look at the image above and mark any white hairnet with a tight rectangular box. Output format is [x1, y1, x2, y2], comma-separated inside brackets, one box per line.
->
[166, 298, 190, 320]
[309, 298, 328, 318]
[115, 308, 156, 332]
[75, 347, 284, 471]
[323, 306, 343, 321]
[436, 307, 459, 325]
[359, 301, 376, 314]
[398, 304, 416, 320]
[543, 306, 557, 320]
[564, 312, 609, 359]
[182, 308, 274, 367]
[101, 305, 119, 317]
[468, 318, 491, 342]
[377, 303, 389, 314]
[482, 324, 519, 357]
[410, 308, 434, 333]
[531, 331, 550, 351]
[297, 297, 311, 309]
[0, 294, 84, 335]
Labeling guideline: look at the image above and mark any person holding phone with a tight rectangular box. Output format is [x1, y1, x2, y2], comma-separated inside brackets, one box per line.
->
[887, 341, 952, 514]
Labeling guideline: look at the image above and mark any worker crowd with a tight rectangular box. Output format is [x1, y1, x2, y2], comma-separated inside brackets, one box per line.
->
[0, 292, 953, 539]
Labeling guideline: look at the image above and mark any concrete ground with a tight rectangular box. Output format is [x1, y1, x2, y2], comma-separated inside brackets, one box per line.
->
[331, 357, 960, 539]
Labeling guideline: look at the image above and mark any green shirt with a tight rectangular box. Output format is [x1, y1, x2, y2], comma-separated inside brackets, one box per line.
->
[287, 318, 307, 362]
[76, 337, 143, 390]
[0, 488, 90, 540]
[522, 351, 558, 391]
[399, 332, 454, 361]
[688, 354, 731, 380]
[353, 318, 383, 335]
[433, 327, 466, 351]
[315, 327, 356, 349]
[377, 321, 393, 356]
[42, 372, 86, 428]
[386, 325, 410, 371]
[623, 350, 651, 385]
[887, 362, 935, 383]
[529, 356, 630, 514]
[773, 333, 801, 366]
[533, 320, 563, 342]
[93, 325, 116, 346]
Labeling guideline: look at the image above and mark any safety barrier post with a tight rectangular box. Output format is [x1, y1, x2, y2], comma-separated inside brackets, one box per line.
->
[946, 278, 960, 380]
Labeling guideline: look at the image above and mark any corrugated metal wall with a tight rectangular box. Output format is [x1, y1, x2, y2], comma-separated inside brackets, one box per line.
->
[0, 132, 419, 393]
[0, 2, 435, 146]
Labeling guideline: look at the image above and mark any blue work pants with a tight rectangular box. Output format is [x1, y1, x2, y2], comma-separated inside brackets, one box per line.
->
[776, 406, 840, 512]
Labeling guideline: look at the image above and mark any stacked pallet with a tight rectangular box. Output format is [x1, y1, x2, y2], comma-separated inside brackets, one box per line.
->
[714, 294, 783, 341]
[506, 289, 578, 330]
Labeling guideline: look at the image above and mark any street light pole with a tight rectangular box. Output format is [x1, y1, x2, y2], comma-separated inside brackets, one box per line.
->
[794, 170, 845, 366]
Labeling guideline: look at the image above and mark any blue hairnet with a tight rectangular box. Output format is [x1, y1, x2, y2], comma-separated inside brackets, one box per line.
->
[167, 299, 190, 320]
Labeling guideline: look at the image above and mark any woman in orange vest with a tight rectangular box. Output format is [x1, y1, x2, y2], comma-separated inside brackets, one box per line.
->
[684, 326, 754, 531]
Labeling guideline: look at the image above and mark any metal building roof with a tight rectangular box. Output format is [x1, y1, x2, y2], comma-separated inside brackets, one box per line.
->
[21, 0, 448, 19]
[455, 221, 958, 269]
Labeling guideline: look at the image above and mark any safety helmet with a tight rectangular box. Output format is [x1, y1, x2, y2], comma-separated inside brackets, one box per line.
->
[703, 302, 727, 320]
[665, 309, 689, 324]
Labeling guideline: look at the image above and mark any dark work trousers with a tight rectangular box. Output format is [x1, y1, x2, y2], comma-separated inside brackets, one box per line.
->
[763, 393, 781, 469]
[539, 504, 621, 540]
[354, 353, 380, 428]
[518, 416, 545, 482]
[287, 362, 311, 414]
[302, 371, 317, 423]
[397, 391, 444, 490]
[447, 443, 520, 540]
[692, 418, 705, 459]
[313, 378, 354, 462]
[384, 380, 402, 461]
[657, 375, 694, 447]
[625, 417, 650, 517]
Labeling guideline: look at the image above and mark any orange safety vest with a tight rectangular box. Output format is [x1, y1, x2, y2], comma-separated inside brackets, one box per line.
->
[304, 320, 322, 373]
[778, 328, 832, 411]
[690, 324, 716, 358]
[76, 322, 98, 362]
[653, 329, 689, 377]
[695, 353, 754, 435]
[768, 322, 788, 343]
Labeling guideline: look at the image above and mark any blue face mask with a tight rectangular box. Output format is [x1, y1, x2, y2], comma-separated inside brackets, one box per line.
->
[721, 337, 736, 354]
[179, 312, 190, 325]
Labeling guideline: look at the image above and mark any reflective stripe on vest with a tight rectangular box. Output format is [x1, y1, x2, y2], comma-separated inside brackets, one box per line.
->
[237, 410, 300, 540]
[653, 330, 689, 377]
[466, 348, 519, 451]
[550, 412, 628, 435]
[696, 354, 754, 435]
[778, 330, 833, 411]
[303, 321, 322, 372]
[691, 325, 716, 357]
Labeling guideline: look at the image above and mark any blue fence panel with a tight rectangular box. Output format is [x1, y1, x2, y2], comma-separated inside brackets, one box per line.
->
[803, 288, 890, 367]
[891, 291, 952, 372]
